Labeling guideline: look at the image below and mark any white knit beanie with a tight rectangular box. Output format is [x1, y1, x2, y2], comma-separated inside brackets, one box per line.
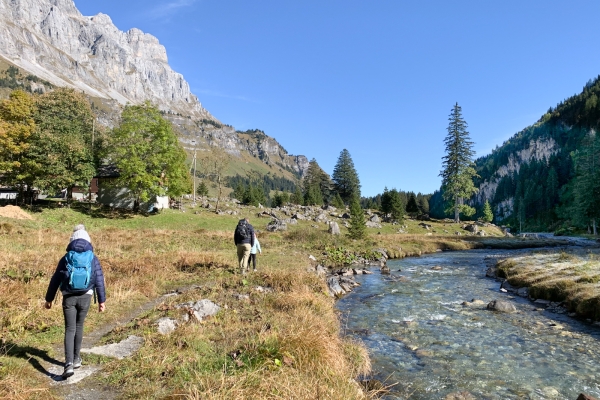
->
[70, 224, 91, 243]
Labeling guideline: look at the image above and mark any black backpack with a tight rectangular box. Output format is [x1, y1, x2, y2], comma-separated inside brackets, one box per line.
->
[235, 219, 250, 241]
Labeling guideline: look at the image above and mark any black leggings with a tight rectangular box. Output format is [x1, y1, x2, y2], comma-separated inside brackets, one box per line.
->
[62, 294, 91, 365]
[249, 254, 257, 269]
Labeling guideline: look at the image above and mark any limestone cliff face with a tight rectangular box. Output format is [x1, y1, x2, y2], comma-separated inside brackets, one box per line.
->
[0, 0, 209, 118]
[0, 0, 309, 178]
[476, 137, 558, 204]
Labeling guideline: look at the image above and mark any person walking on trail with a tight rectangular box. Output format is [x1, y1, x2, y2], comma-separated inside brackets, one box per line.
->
[234, 218, 254, 275]
[44, 224, 106, 379]
[250, 232, 262, 272]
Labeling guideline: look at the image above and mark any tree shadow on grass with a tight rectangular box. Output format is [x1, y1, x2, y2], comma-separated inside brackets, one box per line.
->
[0, 341, 67, 381]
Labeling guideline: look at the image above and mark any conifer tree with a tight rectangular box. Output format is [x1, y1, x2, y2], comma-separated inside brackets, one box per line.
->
[417, 193, 430, 215]
[381, 187, 405, 222]
[348, 195, 366, 240]
[303, 158, 331, 205]
[572, 131, 600, 234]
[196, 181, 209, 198]
[406, 193, 419, 216]
[440, 103, 478, 222]
[291, 186, 304, 205]
[331, 192, 345, 209]
[482, 200, 494, 223]
[332, 149, 361, 203]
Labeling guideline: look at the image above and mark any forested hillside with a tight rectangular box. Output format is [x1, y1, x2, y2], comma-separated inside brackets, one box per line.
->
[430, 75, 600, 233]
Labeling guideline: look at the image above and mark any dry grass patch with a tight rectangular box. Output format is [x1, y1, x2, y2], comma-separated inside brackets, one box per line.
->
[497, 250, 600, 320]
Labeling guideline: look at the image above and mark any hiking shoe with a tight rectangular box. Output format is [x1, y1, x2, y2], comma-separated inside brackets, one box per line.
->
[62, 363, 74, 378]
[73, 357, 82, 369]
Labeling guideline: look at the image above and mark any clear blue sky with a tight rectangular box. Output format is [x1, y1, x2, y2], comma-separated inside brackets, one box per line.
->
[74, 0, 600, 197]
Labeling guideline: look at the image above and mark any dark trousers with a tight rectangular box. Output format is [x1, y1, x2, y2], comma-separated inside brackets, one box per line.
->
[62, 294, 91, 365]
[250, 253, 258, 269]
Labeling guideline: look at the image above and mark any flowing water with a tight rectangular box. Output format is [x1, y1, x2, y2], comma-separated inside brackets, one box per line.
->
[336, 250, 600, 399]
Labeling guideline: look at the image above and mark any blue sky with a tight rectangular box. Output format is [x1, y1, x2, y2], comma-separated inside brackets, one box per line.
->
[74, 0, 600, 196]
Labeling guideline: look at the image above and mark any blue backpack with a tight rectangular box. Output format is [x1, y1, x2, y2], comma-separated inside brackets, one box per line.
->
[64, 250, 94, 291]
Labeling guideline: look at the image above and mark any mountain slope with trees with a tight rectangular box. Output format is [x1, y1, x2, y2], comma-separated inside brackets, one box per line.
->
[431, 75, 600, 233]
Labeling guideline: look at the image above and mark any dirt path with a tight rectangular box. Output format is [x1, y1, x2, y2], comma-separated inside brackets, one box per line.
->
[38, 289, 191, 399]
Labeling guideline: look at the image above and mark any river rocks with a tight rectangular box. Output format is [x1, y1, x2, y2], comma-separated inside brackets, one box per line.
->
[327, 276, 345, 297]
[486, 266, 498, 277]
[444, 392, 477, 400]
[380, 265, 390, 274]
[431, 266, 443, 271]
[577, 394, 598, 400]
[462, 299, 486, 307]
[315, 264, 327, 276]
[487, 299, 517, 313]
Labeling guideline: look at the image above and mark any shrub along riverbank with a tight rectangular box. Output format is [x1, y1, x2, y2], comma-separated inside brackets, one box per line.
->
[1, 202, 569, 399]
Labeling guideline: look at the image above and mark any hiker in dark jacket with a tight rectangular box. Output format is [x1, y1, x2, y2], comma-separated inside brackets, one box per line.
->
[233, 218, 254, 275]
[44, 224, 106, 379]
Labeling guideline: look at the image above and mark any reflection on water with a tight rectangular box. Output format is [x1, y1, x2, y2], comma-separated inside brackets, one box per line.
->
[336, 250, 600, 399]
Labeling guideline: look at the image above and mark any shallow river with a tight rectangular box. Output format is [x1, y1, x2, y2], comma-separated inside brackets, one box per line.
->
[336, 249, 600, 400]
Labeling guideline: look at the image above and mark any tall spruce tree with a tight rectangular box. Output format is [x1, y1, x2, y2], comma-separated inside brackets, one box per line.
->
[332, 149, 361, 203]
[440, 103, 478, 222]
[348, 195, 366, 239]
[303, 158, 331, 205]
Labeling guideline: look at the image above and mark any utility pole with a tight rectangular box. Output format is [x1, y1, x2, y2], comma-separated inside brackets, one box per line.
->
[191, 138, 197, 206]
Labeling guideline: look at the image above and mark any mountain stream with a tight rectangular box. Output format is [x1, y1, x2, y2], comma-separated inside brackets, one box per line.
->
[336, 250, 600, 399]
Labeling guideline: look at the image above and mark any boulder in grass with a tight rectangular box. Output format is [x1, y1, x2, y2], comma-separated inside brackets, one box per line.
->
[266, 219, 287, 232]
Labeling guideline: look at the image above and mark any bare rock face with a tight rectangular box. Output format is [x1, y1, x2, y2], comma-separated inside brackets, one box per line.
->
[0, 0, 210, 118]
[0, 0, 311, 178]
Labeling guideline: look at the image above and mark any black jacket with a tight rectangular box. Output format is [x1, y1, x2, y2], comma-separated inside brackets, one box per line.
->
[45, 239, 106, 303]
[234, 221, 255, 247]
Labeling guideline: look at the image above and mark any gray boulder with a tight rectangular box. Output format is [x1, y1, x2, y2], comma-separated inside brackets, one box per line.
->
[177, 299, 221, 321]
[328, 221, 341, 235]
[487, 299, 517, 313]
[327, 276, 345, 297]
[366, 221, 382, 228]
[157, 318, 178, 335]
[369, 214, 381, 223]
[266, 219, 287, 232]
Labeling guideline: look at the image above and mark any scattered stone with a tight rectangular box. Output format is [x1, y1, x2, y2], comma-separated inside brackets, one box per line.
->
[266, 219, 287, 232]
[365, 221, 382, 228]
[81, 335, 144, 359]
[431, 266, 443, 271]
[380, 265, 390, 274]
[516, 287, 529, 297]
[327, 276, 345, 297]
[487, 299, 517, 313]
[315, 264, 327, 276]
[176, 299, 221, 321]
[328, 221, 341, 235]
[444, 391, 477, 400]
[341, 212, 351, 219]
[234, 294, 250, 302]
[462, 299, 486, 307]
[369, 214, 381, 223]
[309, 255, 317, 261]
[254, 286, 274, 293]
[157, 318, 178, 334]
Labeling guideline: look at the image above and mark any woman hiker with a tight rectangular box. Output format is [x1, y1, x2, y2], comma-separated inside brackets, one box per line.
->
[44, 224, 106, 378]
[249, 232, 262, 272]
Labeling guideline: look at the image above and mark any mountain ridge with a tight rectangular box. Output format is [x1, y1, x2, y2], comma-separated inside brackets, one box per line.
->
[0, 0, 310, 180]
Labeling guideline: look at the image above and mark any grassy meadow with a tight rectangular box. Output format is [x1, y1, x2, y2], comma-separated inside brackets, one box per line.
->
[0, 202, 509, 399]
